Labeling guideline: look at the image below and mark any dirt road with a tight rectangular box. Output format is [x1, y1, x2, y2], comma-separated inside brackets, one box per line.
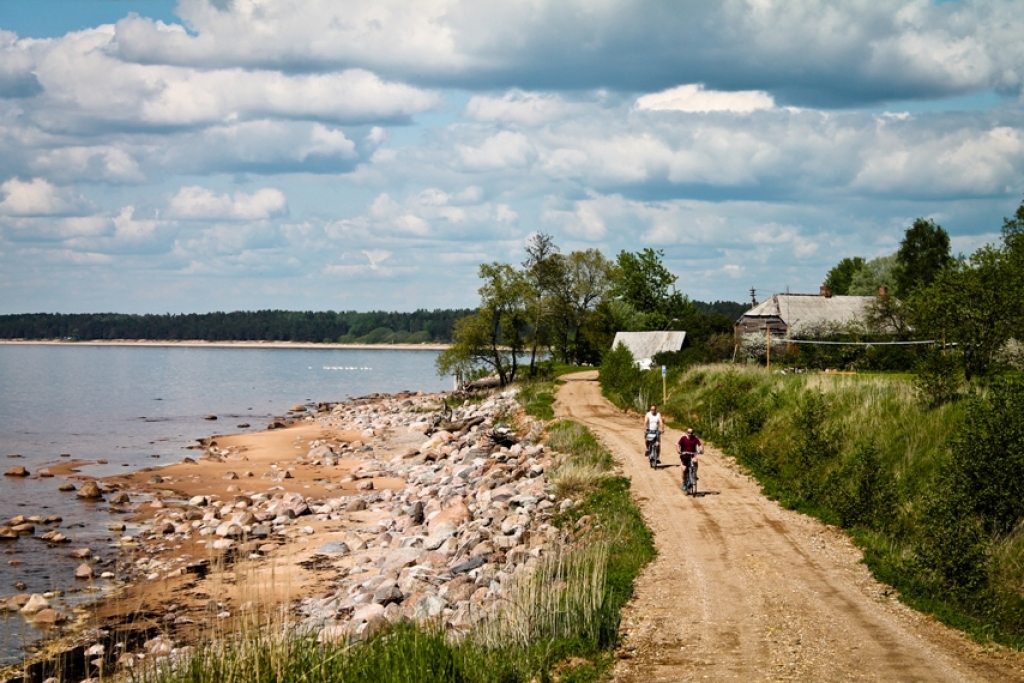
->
[555, 371, 1024, 682]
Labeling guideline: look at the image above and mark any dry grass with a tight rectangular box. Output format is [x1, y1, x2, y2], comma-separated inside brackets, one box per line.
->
[473, 540, 610, 650]
[549, 461, 610, 498]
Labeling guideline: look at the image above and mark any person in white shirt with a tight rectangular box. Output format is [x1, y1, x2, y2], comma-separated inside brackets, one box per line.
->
[643, 405, 664, 461]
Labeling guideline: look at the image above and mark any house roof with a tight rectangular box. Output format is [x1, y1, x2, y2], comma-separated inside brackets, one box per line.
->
[739, 294, 872, 333]
[611, 331, 687, 362]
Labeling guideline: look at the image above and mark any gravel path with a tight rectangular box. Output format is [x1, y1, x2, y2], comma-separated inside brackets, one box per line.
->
[555, 371, 1024, 682]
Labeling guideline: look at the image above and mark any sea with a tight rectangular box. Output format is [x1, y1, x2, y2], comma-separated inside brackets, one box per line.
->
[0, 343, 448, 666]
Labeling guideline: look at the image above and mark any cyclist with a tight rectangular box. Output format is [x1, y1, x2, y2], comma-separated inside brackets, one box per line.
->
[676, 427, 703, 491]
[643, 405, 664, 464]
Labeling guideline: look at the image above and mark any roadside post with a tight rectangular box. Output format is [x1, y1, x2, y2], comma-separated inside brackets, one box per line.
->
[662, 365, 667, 403]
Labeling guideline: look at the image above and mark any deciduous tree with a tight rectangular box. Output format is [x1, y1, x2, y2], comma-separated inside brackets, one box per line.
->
[894, 218, 952, 295]
[823, 256, 866, 295]
[436, 263, 531, 386]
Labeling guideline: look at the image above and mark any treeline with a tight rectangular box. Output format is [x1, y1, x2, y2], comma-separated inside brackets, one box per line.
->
[0, 309, 474, 344]
[437, 234, 743, 385]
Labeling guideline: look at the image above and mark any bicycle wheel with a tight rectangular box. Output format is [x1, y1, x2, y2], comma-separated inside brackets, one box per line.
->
[687, 465, 697, 496]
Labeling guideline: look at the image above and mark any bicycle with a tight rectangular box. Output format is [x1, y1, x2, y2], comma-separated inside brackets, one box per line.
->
[680, 451, 699, 495]
[645, 429, 661, 468]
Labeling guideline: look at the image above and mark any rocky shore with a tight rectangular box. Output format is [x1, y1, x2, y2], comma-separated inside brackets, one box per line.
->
[3, 387, 578, 682]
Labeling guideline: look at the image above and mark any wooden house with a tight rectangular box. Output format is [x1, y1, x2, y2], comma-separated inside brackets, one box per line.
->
[734, 287, 873, 337]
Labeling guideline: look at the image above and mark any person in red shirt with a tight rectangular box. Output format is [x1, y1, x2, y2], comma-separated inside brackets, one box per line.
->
[676, 427, 703, 491]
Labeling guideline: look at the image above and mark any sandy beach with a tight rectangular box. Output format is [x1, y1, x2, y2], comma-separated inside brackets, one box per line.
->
[3, 386, 563, 681]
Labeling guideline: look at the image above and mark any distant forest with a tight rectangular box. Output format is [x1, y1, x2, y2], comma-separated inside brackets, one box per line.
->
[0, 309, 475, 344]
[0, 300, 747, 345]
[693, 300, 748, 321]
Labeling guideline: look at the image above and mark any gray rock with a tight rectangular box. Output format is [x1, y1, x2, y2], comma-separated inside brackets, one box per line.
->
[410, 594, 446, 619]
[316, 542, 350, 555]
[380, 547, 424, 574]
[451, 556, 486, 575]
[372, 584, 404, 606]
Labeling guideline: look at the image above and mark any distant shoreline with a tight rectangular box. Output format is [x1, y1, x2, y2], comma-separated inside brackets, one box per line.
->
[0, 339, 450, 350]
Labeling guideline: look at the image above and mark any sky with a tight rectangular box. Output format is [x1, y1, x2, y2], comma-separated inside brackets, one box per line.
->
[1, 0, 1023, 315]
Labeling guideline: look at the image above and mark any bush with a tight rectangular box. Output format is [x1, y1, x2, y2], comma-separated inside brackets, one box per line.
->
[598, 343, 641, 406]
[915, 348, 964, 407]
[913, 481, 989, 596]
[956, 376, 1024, 537]
[359, 326, 394, 343]
[407, 330, 433, 343]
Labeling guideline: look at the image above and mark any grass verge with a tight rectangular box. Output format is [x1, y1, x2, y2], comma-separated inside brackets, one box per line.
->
[664, 364, 1024, 647]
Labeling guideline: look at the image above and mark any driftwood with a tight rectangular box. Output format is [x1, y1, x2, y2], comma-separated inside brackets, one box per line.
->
[436, 415, 487, 433]
[465, 375, 502, 390]
[484, 426, 518, 449]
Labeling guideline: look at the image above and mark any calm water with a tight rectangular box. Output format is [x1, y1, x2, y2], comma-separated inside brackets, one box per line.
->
[0, 344, 447, 664]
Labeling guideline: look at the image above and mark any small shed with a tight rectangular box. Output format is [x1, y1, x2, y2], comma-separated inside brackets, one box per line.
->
[734, 289, 872, 337]
[610, 331, 687, 370]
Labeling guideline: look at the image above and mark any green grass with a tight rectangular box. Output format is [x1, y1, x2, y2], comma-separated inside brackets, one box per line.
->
[661, 364, 1024, 647]
[518, 379, 556, 420]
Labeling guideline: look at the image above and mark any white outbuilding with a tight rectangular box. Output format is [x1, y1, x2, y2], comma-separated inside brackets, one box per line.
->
[610, 331, 687, 370]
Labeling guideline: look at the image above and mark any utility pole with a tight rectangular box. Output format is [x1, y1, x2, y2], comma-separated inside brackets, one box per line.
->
[766, 327, 771, 371]
[750, 287, 758, 307]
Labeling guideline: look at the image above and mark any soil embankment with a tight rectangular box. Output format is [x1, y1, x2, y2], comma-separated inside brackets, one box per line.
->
[555, 370, 1024, 682]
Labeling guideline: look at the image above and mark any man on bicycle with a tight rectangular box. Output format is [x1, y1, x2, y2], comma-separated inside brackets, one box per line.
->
[676, 427, 703, 491]
[643, 405, 664, 463]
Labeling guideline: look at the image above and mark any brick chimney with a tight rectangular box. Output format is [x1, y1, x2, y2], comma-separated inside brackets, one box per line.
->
[819, 285, 832, 298]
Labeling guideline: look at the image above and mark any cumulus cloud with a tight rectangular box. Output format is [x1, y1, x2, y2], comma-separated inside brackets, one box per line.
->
[852, 124, 1024, 196]
[636, 84, 775, 113]
[328, 189, 518, 242]
[0, 31, 42, 97]
[0, 178, 93, 216]
[456, 131, 536, 171]
[101, 1, 1024, 105]
[363, 249, 391, 269]
[168, 186, 288, 220]
[12, 26, 438, 134]
[29, 146, 145, 184]
[162, 121, 362, 175]
[464, 90, 590, 124]
[113, 206, 164, 241]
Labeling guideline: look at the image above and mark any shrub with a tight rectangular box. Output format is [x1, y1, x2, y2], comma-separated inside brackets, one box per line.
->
[407, 330, 433, 343]
[956, 376, 1024, 537]
[598, 342, 640, 406]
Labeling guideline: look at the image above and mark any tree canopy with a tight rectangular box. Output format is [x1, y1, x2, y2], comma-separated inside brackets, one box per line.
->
[894, 218, 952, 295]
[823, 256, 866, 295]
[438, 240, 741, 383]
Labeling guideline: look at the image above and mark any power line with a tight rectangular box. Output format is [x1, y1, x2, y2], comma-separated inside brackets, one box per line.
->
[780, 339, 943, 346]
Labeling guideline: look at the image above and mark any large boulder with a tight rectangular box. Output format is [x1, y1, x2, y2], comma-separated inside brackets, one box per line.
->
[76, 481, 104, 500]
[379, 547, 424, 574]
[19, 594, 50, 614]
[267, 492, 308, 518]
[4, 466, 29, 477]
[428, 502, 471, 534]
[31, 608, 68, 625]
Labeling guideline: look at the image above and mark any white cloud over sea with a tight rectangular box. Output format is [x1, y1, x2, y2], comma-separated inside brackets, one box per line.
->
[1, 0, 1023, 314]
